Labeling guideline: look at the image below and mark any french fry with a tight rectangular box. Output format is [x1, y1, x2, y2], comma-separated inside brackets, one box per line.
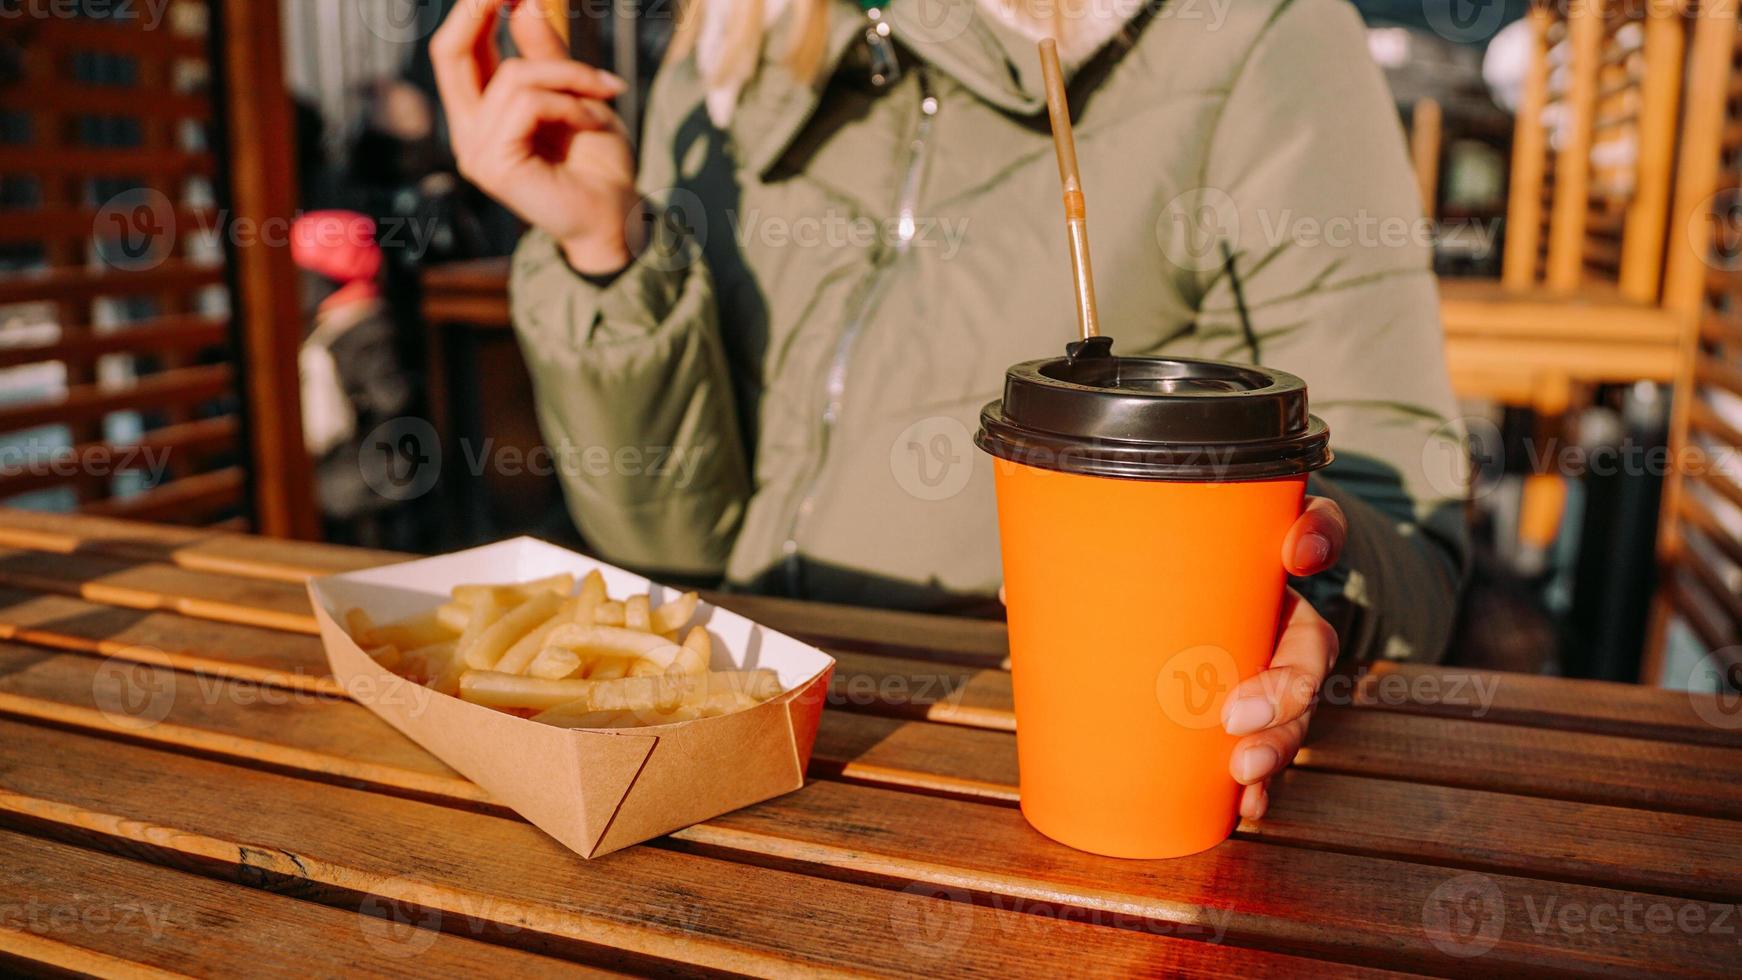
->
[585, 655, 632, 680]
[345, 608, 377, 644]
[627, 627, 708, 677]
[451, 573, 574, 606]
[526, 646, 583, 680]
[571, 570, 606, 624]
[436, 600, 471, 633]
[365, 643, 401, 670]
[463, 592, 564, 671]
[352, 573, 782, 727]
[697, 690, 757, 716]
[368, 610, 454, 650]
[428, 647, 469, 696]
[493, 605, 573, 675]
[453, 592, 509, 671]
[545, 623, 680, 661]
[625, 594, 651, 632]
[399, 639, 457, 683]
[496, 669, 782, 715]
[458, 670, 601, 710]
[650, 591, 699, 634]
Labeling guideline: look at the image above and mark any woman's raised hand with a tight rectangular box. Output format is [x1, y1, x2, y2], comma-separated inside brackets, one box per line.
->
[431, 0, 639, 275]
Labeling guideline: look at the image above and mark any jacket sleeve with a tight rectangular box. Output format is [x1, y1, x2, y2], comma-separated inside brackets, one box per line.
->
[508, 67, 751, 578]
[1185, 0, 1471, 662]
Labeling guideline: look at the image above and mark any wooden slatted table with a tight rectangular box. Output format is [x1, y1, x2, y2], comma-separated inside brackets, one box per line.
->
[0, 509, 1737, 977]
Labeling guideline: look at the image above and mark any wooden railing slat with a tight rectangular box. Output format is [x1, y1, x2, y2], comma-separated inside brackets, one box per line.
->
[0, 261, 224, 307]
[6, 17, 209, 59]
[0, 146, 213, 178]
[0, 207, 220, 246]
[0, 83, 210, 120]
[0, 314, 227, 370]
[0, 363, 233, 435]
[0, 415, 239, 502]
[82, 466, 244, 523]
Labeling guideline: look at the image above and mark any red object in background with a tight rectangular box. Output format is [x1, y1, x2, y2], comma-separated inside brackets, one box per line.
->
[291, 210, 383, 285]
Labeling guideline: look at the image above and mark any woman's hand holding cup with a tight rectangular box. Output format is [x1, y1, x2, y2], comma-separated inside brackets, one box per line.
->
[1221, 495, 1347, 820]
[431, 0, 638, 275]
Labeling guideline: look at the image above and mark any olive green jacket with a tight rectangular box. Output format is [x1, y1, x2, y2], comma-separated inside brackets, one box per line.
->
[509, 0, 1470, 661]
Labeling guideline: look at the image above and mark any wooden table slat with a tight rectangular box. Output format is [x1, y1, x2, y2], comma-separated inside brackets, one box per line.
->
[0, 719, 1393, 979]
[0, 643, 1736, 912]
[3, 580, 1738, 822]
[1, 509, 1739, 976]
[0, 509, 1735, 750]
[0, 548, 315, 634]
[0, 829, 609, 979]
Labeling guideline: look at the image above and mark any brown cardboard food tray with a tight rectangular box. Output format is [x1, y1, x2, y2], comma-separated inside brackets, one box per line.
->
[307, 537, 834, 858]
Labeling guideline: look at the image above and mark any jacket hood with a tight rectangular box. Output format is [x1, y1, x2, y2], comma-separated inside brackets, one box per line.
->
[719, 0, 1148, 173]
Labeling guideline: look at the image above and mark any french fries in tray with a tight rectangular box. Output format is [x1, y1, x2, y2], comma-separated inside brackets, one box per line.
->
[342, 571, 781, 729]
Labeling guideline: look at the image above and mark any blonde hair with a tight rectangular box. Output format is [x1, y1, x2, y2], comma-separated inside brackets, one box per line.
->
[668, 0, 1080, 92]
[668, 0, 831, 92]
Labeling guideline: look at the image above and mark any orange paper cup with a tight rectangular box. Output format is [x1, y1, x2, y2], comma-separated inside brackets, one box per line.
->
[977, 338, 1331, 858]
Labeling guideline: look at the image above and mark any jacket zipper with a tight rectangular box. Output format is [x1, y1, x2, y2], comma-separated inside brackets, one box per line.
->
[783, 71, 937, 595]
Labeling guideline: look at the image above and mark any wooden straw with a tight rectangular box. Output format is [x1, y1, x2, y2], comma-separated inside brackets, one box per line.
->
[1038, 39, 1100, 341]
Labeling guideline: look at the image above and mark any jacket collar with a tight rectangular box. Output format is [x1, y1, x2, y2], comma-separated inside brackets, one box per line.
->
[730, 0, 1145, 175]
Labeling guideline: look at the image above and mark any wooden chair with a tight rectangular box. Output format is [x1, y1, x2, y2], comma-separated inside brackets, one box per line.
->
[0, 1, 314, 535]
[1440, 0, 1689, 413]
[1645, 0, 1742, 687]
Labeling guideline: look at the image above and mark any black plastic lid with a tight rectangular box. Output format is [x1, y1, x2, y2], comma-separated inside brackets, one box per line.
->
[975, 337, 1332, 481]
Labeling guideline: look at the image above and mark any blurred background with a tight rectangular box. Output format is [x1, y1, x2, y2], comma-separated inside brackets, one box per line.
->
[0, 0, 1738, 692]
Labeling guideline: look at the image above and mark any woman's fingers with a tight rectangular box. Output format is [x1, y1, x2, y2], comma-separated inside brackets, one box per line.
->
[1221, 590, 1337, 736]
[430, 0, 504, 124]
[508, 0, 571, 60]
[1239, 781, 1269, 820]
[467, 88, 617, 179]
[1231, 714, 1309, 786]
[1281, 495, 1347, 577]
[485, 58, 628, 105]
